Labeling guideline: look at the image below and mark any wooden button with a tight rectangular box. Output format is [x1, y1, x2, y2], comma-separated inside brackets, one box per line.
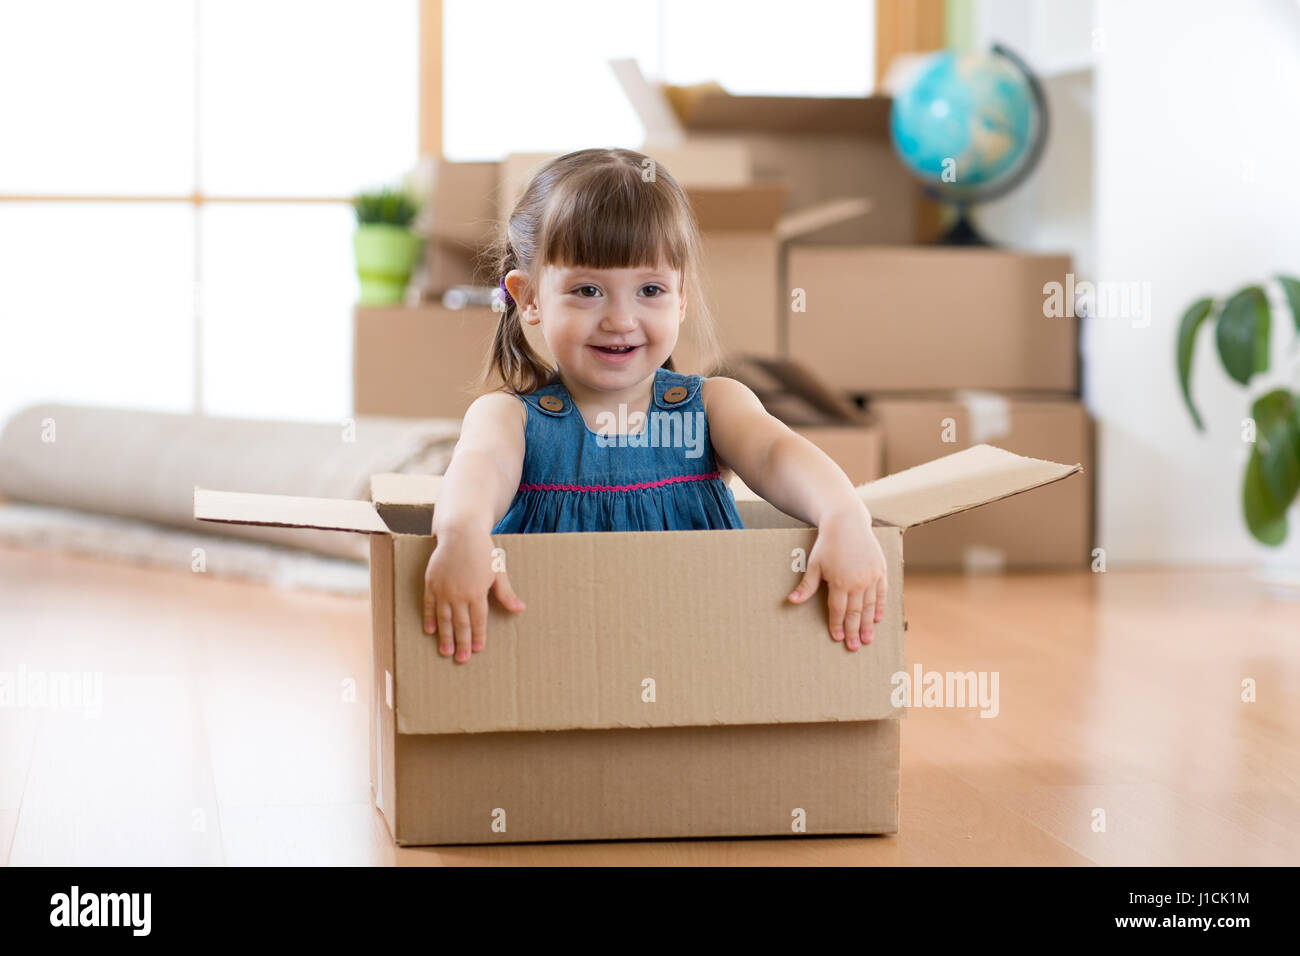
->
[538, 395, 564, 412]
[663, 385, 688, 404]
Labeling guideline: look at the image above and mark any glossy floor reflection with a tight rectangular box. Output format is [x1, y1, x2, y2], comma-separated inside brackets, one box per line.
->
[1, 543, 1295, 866]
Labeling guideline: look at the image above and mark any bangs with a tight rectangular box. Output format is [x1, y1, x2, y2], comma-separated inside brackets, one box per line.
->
[538, 165, 692, 276]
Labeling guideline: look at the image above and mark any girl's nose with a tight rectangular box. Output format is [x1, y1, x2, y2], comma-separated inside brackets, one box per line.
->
[598, 306, 639, 332]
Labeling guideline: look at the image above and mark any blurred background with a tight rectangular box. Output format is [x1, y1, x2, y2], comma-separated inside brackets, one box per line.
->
[1, 0, 1300, 579]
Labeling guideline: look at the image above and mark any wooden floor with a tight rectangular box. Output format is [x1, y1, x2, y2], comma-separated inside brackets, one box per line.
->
[1, 541, 1297, 866]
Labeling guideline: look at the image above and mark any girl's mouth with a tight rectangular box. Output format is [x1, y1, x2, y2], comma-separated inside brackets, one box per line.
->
[589, 344, 641, 363]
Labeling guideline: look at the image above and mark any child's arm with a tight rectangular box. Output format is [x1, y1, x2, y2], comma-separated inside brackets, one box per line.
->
[432, 391, 526, 537]
[703, 376, 888, 650]
[423, 391, 528, 663]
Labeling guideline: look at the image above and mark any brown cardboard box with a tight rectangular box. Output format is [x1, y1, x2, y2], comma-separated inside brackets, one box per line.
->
[194, 443, 1081, 845]
[786, 246, 1078, 394]
[866, 393, 1094, 570]
[415, 160, 501, 299]
[353, 305, 499, 420]
[683, 183, 788, 373]
[727, 355, 883, 485]
[613, 60, 921, 244]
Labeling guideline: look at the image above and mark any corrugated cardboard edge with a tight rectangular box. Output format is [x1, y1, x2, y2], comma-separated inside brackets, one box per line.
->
[370, 535, 398, 840]
[193, 487, 388, 534]
[858, 444, 1083, 530]
[610, 56, 686, 146]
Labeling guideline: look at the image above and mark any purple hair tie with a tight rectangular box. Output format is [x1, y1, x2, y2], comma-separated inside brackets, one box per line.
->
[498, 276, 515, 308]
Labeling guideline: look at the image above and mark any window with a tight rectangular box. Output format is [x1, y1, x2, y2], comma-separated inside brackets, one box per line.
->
[442, 0, 874, 160]
[1, 0, 873, 424]
[0, 0, 418, 423]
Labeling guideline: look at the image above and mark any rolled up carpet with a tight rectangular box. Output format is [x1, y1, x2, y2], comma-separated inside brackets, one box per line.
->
[0, 403, 461, 561]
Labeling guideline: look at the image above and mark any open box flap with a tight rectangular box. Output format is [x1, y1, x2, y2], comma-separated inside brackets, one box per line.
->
[857, 443, 1081, 530]
[193, 487, 388, 534]
[665, 84, 893, 136]
[610, 55, 894, 139]
[774, 197, 873, 241]
[729, 354, 873, 426]
[370, 472, 442, 506]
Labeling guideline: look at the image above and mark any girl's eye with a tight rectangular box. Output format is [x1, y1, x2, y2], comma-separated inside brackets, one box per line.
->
[641, 285, 665, 297]
[575, 285, 600, 297]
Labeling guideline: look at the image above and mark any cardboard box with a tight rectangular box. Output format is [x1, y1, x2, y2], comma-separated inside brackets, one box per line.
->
[413, 160, 501, 299]
[727, 354, 883, 485]
[353, 305, 499, 420]
[194, 443, 1081, 845]
[786, 246, 1078, 394]
[613, 60, 921, 245]
[865, 393, 1094, 570]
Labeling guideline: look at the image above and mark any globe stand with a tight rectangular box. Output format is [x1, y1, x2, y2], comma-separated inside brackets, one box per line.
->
[936, 206, 992, 247]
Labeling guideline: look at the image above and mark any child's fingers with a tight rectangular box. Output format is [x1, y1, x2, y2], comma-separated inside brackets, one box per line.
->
[873, 574, 888, 623]
[859, 587, 875, 644]
[436, 601, 455, 658]
[423, 581, 437, 635]
[470, 597, 488, 654]
[826, 586, 848, 643]
[788, 565, 822, 604]
[492, 572, 526, 613]
[843, 592, 864, 650]
[452, 603, 473, 663]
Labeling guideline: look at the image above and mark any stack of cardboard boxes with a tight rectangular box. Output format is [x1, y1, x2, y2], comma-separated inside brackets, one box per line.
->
[786, 245, 1092, 571]
[353, 71, 1092, 571]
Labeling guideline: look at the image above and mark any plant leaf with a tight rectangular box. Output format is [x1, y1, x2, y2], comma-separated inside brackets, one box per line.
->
[352, 187, 419, 227]
[1215, 285, 1270, 385]
[1176, 296, 1215, 431]
[1251, 389, 1300, 513]
[1244, 443, 1289, 546]
[1279, 275, 1300, 340]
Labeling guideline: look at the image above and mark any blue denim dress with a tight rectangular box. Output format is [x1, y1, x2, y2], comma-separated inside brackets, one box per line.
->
[491, 367, 746, 534]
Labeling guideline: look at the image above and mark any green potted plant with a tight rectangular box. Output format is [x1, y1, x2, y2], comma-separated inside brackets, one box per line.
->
[352, 185, 422, 306]
[1178, 276, 1300, 557]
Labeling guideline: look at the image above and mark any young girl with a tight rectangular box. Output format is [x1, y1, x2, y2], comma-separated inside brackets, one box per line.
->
[423, 147, 887, 663]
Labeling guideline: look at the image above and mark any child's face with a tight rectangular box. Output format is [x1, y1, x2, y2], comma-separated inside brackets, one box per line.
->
[510, 257, 685, 392]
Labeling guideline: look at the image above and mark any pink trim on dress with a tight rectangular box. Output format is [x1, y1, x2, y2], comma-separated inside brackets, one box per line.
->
[518, 471, 722, 493]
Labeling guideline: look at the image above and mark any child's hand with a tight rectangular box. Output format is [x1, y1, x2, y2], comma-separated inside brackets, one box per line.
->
[422, 527, 525, 663]
[787, 507, 888, 651]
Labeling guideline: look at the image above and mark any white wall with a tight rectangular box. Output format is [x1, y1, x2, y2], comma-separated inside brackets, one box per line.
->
[1092, 0, 1300, 566]
[970, 0, 1097, 276]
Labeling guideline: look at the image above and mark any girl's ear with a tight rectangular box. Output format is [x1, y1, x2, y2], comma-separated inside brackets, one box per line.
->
[504, 269, 540, 325]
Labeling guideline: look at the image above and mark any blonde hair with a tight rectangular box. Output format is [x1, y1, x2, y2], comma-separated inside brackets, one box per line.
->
[478, 147, 722, 396]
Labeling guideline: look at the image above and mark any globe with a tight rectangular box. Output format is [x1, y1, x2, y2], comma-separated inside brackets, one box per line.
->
[889, 44, 1048, 243]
